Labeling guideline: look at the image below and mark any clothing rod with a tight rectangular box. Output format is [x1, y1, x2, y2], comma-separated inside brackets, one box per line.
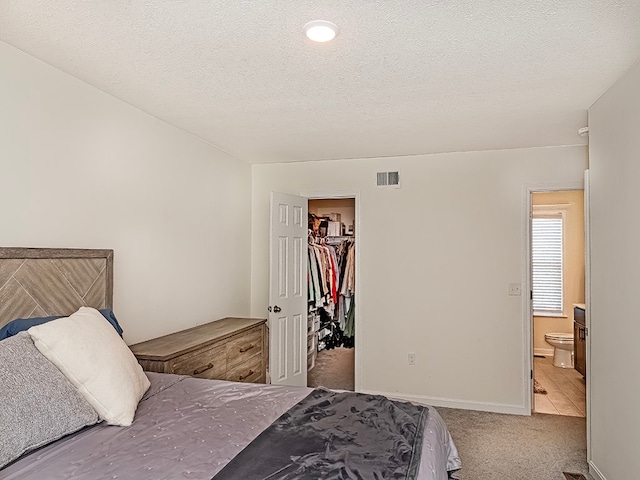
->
[323, 236, 354, 243]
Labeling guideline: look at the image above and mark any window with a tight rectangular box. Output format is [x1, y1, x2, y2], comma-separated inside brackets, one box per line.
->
[531, 209, 564, 316]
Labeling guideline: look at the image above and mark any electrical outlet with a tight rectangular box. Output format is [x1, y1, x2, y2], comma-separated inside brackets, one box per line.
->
[408, 352, 416, 366]
[508, 283, 521, 296]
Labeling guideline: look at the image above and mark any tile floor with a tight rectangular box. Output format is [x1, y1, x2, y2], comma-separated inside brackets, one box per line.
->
[534, 356, 586, 417]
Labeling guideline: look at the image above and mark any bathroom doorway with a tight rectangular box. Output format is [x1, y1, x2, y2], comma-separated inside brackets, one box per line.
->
[530, 189, 586, 417]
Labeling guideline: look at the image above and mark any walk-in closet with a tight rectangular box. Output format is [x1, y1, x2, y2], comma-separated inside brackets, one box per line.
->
[307, 198, 356, 391]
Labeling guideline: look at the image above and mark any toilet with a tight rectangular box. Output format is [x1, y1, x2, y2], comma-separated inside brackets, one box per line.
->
[545, 332, 574, 368]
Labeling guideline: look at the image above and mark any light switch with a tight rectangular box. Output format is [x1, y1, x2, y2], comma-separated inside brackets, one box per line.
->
[508, 283, 521, 296]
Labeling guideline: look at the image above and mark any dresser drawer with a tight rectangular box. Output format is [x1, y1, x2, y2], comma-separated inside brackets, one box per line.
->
[130, 317, 267, 384]
[170, 344, 227, 379]
[226, 355, 262, 383]
[226, 326, 263, 369]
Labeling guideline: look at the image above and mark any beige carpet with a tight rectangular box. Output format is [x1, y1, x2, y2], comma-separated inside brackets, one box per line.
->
[307, 350, 591, 478]
[437, 407, 593, 480]
[307, 347, 354, 391]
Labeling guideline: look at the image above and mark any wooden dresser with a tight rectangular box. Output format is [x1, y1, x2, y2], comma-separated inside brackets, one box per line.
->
[130, 317, 267, 384]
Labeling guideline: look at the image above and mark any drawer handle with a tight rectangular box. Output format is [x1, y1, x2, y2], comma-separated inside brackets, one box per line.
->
[239, 344, 255, 353]
[193, 363, 214, 375]
[238, 369, 255, 381]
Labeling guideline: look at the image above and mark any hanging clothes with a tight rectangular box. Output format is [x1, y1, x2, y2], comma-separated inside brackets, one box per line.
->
[308, 246, 322, 304]
[308, 233, 355, 349]
[310, 242, 340, 315]
[340, 242, 355, 297]
[343, 296, 355, 348]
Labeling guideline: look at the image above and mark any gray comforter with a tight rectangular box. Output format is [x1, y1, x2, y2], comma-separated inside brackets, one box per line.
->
[1, 373, 461, 480]
[214, 388, 427, 480]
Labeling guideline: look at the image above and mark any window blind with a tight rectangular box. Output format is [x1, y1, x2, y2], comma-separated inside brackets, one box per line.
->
[532, 216, 563, 314]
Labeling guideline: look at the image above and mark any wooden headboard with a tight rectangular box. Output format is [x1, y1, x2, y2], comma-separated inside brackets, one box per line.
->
[0, 248, 113, 329]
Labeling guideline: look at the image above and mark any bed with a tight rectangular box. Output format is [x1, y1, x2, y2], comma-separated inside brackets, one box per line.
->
[0, 247, 461, 480]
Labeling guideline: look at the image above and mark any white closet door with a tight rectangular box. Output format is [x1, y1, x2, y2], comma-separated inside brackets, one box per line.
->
[269, 191, 308, 387]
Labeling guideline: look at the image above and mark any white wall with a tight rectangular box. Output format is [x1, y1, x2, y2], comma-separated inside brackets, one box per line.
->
[588, 60, 640, 479]
[0, 41, 252, 344]
[252, 145, 587, 412]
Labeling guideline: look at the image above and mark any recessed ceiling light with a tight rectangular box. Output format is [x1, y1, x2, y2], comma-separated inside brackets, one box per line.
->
[304, 20, 339, 43]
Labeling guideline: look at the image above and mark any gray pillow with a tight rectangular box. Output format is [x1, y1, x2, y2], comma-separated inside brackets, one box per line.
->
[0, 332, 99, 468]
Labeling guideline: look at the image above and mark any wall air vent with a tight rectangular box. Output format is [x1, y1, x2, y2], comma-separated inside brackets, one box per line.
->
[376, 171, 401, 188]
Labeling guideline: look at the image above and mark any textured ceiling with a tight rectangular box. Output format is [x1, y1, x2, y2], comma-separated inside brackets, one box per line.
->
[1, 1, 639, 163]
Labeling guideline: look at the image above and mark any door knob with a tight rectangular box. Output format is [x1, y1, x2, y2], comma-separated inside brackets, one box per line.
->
[273, 305, 282, 313]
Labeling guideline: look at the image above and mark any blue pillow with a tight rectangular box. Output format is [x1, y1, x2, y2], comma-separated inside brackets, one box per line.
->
[0, 308, 124, 341]
[98, 309, 124, 337]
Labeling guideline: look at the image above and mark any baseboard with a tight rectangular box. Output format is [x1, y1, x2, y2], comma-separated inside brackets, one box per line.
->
[588, 461, 607, 480]
[534, 347, 554, 357]
[360, 389, 529, 416]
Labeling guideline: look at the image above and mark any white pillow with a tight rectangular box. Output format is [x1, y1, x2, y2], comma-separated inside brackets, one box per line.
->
[28, 307, 150, 426]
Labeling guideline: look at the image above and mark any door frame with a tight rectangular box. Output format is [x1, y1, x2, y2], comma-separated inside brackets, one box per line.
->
[302, 190, 361, 391]
[583, 169, 592, 464]
[522, 181, 585, 415]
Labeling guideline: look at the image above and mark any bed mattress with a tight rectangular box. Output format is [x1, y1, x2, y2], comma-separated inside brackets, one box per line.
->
[1, 373, 461, 479]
